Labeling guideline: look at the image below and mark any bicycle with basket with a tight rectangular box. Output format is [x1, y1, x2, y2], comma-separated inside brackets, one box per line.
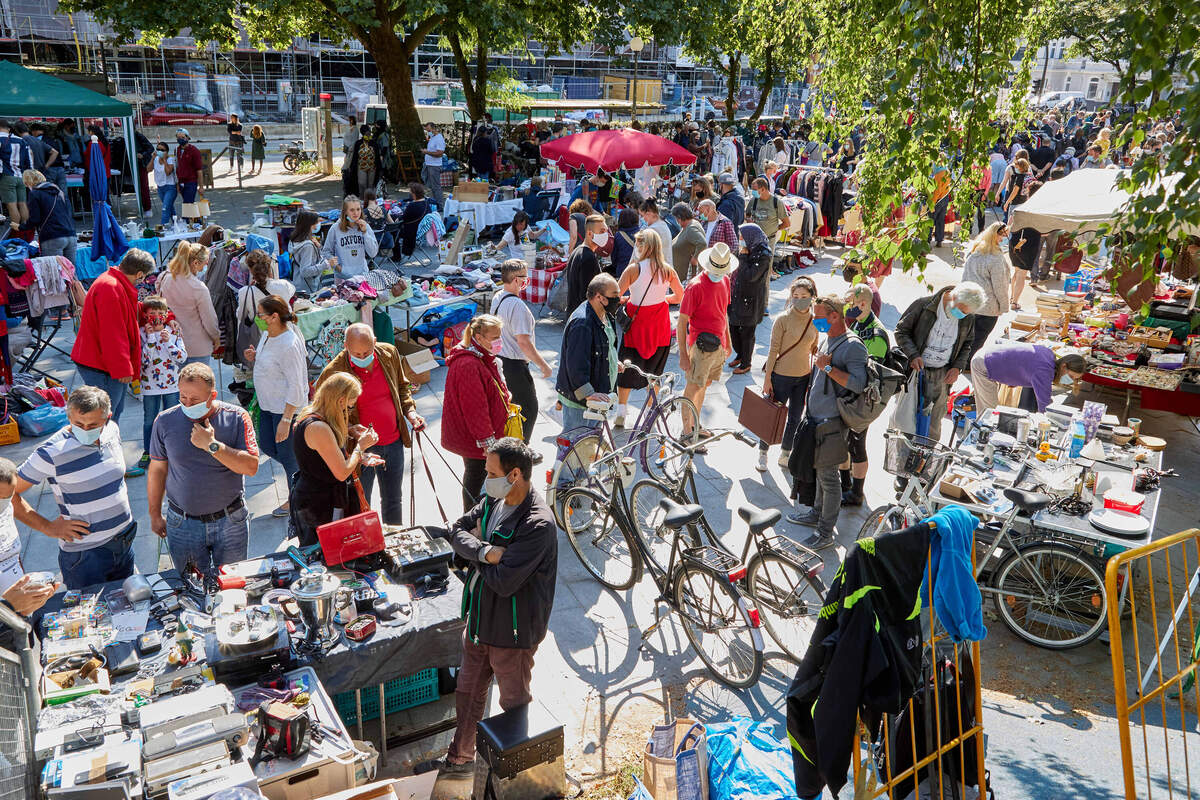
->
[861, 428, 1110, 650]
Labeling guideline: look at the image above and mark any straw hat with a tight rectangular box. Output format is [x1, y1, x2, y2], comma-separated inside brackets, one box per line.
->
[698, 242, 737, 278]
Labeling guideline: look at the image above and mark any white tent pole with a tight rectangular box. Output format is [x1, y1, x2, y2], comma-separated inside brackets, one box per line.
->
[122, 116, 145, 220]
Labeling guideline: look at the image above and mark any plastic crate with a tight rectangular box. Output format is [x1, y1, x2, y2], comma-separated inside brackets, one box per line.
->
[333, 668, 440, 726]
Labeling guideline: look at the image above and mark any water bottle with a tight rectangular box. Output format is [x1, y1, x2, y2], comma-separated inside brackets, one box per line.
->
[1069, 420, 1086, 459]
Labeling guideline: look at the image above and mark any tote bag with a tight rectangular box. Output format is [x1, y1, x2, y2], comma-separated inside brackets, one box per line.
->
[643, 718, 709, 800]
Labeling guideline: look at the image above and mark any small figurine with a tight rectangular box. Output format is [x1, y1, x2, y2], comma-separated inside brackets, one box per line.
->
[175, 620, 195, 664]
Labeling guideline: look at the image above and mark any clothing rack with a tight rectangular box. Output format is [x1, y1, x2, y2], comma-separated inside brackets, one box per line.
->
[779, 163, 843, 174]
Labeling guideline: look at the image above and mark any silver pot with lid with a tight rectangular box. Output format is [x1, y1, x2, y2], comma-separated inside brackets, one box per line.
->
[291, 570, 340, 643]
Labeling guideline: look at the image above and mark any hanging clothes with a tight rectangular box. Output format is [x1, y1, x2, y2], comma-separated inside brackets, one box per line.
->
[787, 523, 932, 800]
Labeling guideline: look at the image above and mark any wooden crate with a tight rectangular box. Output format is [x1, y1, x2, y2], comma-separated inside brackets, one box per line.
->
[1127, 325, 1172, 348]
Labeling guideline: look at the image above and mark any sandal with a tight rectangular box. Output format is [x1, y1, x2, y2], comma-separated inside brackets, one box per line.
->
[732, 365, 752, 374]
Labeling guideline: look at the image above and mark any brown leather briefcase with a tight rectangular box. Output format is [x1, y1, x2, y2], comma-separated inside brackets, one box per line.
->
[738, 386, 789, 446]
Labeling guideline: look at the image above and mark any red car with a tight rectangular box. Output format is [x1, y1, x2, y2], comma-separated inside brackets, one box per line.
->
[141, 103, 229, 127]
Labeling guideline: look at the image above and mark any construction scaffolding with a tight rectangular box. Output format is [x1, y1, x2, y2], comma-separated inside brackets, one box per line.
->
[0, 0, 796, 124]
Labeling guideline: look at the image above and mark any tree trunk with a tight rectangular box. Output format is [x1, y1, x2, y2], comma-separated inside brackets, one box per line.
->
[368, 33, 424, 153]
[448, 31, 487, 120]
[725, 51, 741, 125]
[749, 49, 775, 123]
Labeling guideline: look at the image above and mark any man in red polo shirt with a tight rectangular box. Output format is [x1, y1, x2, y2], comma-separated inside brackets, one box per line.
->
[314, 323, 425, 524]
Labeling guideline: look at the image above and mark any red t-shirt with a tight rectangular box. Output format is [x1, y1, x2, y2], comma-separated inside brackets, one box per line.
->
[351, 361, 401, 446]
[679, 275, 731, 348]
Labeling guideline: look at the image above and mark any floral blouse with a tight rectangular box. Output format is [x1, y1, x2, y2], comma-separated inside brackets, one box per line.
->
[140, 327, 188, 395]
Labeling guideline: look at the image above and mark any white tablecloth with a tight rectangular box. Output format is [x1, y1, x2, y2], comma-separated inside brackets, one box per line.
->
[443, 197, 524, 230]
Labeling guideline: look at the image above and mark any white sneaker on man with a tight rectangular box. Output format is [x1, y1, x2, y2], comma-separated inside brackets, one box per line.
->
[755, 451, 769, 472]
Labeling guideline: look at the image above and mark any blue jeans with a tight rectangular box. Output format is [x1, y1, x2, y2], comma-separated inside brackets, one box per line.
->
[158, 184, 178, 225]
[40, 235, 76, 264]
[142, 392, 179, 455]
[179, 181, 198, 204]
[259, 409, 299, 492]
[164, 503, 249, 575]
[932, 196, 951, 244]
[77, 365, 128, 422]
[359, 438, 405, 526]
[760, 372, 811, 452]
[57, 523, 136, 590]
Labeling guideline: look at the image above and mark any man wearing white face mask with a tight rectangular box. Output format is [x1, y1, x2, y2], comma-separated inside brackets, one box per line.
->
[565, 214, 608, 312]
[439, 437, 557, 779]
[147, 363, 260, 575]
[13, 387, 136, 589]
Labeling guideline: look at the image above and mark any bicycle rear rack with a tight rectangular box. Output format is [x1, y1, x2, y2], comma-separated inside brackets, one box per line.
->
[682, 546, 745, 581]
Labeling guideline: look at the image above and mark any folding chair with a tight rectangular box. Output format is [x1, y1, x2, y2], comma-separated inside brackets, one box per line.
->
[20, 304, 75, 379]
[377, 220, 406, 267]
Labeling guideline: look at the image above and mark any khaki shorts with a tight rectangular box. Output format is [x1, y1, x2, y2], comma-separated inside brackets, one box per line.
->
[0, 175, 26, 205]
[686, 343, 725, 386]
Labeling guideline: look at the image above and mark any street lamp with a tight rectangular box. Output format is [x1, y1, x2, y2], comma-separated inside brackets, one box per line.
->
[630, 36, 644, 124]
[96, 34, 112, 96]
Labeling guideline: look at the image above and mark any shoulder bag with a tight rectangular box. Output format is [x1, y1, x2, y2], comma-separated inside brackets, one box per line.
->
[762, 316, 812, 373]
[492, 378, 525, 439]
[615, 262, 655, 336]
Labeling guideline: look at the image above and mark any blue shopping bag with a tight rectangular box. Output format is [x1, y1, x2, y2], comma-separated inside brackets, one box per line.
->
[16, 404, 67, 437]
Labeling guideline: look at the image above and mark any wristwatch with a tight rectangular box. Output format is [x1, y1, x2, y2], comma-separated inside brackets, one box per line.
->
[822, 364, 833, 375]
[207, 441, 220, 455]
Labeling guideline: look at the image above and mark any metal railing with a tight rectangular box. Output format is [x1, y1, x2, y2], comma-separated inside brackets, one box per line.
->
[0, 603, 38, 800]
[1107, 529, 1200, 799]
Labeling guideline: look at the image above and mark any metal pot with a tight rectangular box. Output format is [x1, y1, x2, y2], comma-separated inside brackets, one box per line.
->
[291, 571, 340, 643]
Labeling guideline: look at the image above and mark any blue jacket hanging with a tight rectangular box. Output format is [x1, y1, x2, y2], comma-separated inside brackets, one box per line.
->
[925, 505, 987, 642]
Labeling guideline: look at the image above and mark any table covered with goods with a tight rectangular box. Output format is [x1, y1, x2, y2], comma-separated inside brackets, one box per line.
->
[1004, 265, 1200, 420]
[30, 526, 465, 800]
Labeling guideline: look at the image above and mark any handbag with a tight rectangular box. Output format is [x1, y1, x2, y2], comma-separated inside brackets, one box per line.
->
[493, 379, 525, 439]
[642, 718, 709, 800]
[738, 386, 789, 446]
[317, 472, 384, 566]
[615, 261, 656, 337]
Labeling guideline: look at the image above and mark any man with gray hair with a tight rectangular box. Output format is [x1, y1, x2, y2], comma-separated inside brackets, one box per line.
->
[715, 172, 745, 227]
[671, 202, 708, 283]
[148, 362, 260, 575]
[314, 323, 426, 525]
[13, 387, 137, 589]
[894, 282, 983, 441]
[697, 199, 737, 250]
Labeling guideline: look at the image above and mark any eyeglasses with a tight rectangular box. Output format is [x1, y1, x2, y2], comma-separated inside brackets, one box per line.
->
[146, 313, 168, 323]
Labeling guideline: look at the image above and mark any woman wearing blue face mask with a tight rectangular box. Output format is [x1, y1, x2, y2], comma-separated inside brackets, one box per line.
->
[242, 295, 307, 517]
[158, 242, 221, 366]
[757, 276, 819, 471]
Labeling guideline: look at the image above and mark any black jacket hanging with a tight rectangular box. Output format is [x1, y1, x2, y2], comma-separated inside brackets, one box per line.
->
[787, 523, 931, 800]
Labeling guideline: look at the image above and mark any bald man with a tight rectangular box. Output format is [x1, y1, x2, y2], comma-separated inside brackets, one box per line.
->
[315, 323, 425, 525]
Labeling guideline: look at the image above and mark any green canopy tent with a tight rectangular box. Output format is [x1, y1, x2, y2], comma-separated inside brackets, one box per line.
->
[0, 60, 145, 216]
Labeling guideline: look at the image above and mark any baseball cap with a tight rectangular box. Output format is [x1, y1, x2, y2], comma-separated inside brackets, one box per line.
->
[175, 128, 190, 139]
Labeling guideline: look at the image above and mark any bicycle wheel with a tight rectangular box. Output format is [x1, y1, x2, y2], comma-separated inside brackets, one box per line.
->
[642, 396, 698, 482]
[559, 487, 641, 591]
[629, 478, 702, 575]
[857, 504, 916, 540]
[672, 565, 764, 688]
[549, 433, 613, 529]
[746, 552, 825, 663]
[282, 153, 300, 172]
[992, 542, 1107, 649]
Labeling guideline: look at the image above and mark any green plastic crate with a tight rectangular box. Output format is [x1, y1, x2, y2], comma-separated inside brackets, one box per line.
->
[333, 668, 440, 726]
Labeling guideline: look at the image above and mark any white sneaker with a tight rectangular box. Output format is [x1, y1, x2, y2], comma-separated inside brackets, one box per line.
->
[756, 451, 769, 472]
[778, 449, 791, 468]
[613, 416, 625, 429]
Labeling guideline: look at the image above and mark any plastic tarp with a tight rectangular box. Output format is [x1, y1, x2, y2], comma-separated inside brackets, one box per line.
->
[1010, 167, 1193, 236]
[705, 717, 798, 800]
[0, 61, 132, 118]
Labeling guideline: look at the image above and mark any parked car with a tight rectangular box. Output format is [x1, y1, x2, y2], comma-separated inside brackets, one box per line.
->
[141, 103, 229, 127]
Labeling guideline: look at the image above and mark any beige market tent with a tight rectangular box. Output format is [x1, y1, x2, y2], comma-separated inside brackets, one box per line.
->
[1011, 167, 1192, 236]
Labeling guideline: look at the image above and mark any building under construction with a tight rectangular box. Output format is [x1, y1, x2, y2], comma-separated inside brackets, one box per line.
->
[0, 0, 786, 124]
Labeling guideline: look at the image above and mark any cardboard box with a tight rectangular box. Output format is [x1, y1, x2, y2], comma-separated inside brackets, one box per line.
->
[168, 760, 258, 800]
[453, 181, 490, 202]
[938, 471, 981, 502]
[312, 773, 437, 800]
[393, 340, 438, 386]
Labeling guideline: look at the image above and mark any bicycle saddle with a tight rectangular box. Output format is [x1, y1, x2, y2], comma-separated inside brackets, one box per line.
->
[737, 504, 782, 534]
[1002, 487, 1053, 514]
[658, 498, 704, 529]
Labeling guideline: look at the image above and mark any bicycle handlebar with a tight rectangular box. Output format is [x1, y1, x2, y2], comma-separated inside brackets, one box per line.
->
[620, 360, 675, 388]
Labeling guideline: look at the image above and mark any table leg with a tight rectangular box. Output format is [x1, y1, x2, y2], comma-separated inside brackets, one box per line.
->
[355, 688, 364, 742]
[378, 682, 387, 756]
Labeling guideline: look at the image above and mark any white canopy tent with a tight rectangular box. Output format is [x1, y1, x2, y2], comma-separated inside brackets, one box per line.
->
[1011, 167, 1193, 236]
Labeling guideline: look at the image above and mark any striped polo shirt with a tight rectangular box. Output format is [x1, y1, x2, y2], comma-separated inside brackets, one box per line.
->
[18, 421, 133, 552]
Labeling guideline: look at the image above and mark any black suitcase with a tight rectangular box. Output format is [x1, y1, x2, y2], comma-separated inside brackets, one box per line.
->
[474, 703, 565, 800]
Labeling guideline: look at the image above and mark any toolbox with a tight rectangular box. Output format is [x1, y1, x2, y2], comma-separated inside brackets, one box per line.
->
[473, 703, 565, 800]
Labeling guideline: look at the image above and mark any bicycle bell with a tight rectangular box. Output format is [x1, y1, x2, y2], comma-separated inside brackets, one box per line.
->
[290, 571, 340, 644]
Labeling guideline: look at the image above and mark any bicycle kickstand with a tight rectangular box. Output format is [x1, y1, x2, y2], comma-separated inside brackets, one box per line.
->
[639, 598, 668, 643]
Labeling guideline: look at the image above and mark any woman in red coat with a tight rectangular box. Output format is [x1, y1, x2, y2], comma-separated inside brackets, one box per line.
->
[440, 314, 511, 510]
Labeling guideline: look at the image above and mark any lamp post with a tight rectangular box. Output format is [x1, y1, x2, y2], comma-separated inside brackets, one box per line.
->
[96, 34, 111, 96]
[630, 36, 644, 124]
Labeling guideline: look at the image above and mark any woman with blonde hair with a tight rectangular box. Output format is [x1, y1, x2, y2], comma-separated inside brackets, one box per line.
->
[613, 228, 684, 426]
[441, 314, 512, 509]
[961, 220, 1011, 359]
[321, 194, 377, 277]
[290, 372, 380, 547]
[158, 240, 220, 364]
